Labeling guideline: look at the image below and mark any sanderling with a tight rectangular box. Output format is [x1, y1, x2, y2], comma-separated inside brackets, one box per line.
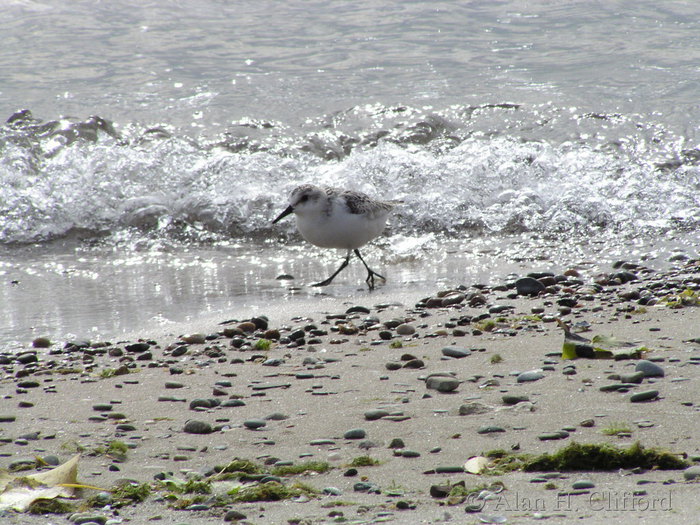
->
[272, 184, 397, 290]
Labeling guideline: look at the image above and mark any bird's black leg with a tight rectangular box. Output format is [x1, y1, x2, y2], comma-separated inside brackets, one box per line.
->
[354, 249, 385, 291]
[312, 251, 351, 287]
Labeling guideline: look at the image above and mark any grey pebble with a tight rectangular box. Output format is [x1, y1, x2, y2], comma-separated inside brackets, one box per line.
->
[477, 425, 506, 434]
[396, 324, 416, 335]
[683, 466, 700, 480]
[344, 428, 367, 439]
[365, 409, 390, 420]
[221, 399, 246, 408]
[164, 381, 185, 389]
[502, 395, 530, 405]
[224, 510, 248, 522]
[243, 419, 267, 430]
[517, 370, 545, 383]
[426, 376, 460, 392]
[635, 360, 665, 378]
[572, 479, 595, 490]
[441, 347, 471, 359]
[538, 431, 570, 440]
[620, 371, 646, 384]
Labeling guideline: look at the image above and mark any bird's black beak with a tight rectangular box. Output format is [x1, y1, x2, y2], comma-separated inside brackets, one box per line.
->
[272, 205, 294, 224]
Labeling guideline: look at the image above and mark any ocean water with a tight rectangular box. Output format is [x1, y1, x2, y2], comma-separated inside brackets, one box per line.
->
[1, 1, 700, 349]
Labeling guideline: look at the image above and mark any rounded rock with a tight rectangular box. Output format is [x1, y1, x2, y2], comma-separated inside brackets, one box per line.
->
[630, 390, 659, 403]
[441, 347, 471, 359]
[344, 428, 367, 440]
[515, 277, 546, 296]
[517, 370, 545, 383]
[395, 324, 416, 336]
[635, 360, 665, 378]
[183, 420, 213, 434]
[426, 376, 460, 392]
[243, 419, 267, 430]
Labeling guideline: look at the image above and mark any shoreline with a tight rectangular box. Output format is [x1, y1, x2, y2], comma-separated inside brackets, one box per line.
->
[2, 258, 700, 524]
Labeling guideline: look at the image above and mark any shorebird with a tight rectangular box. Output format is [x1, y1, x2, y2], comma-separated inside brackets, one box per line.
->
[272, 184, 396, 290]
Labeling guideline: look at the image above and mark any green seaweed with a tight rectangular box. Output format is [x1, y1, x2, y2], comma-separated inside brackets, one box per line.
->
[111, 481, 152, 506]
[347, 456, 380, 467]
[270, 461, 331, 476]
[523, 441, 687, 471]
[228, 480, 317, 502]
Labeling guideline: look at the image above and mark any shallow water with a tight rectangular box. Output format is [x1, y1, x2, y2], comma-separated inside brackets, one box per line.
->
[1, 1, 700, 349]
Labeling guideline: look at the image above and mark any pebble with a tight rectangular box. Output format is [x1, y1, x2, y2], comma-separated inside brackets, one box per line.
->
[538, 431, 570, 440]
[224, 510, 248, 522]
[630, 390, 659, 403]
[179, 333, 205, 344]
[183, 420, 213, 434]
[477, 425, 506, 434]
[517, 370, 545, 383]
[344, 428, 367, 439]
[635, 360, 665, 378]
[441, 347, 471, 359]
[683, 466, 700, 481]
[365, 409, 390, 421]
[243, 419, 267, 430]
[426, 376, 460, 392]
[502, 395, 530, 405]
[572, 479, 595, 490]
[396, 324, 416, 335]
[69, 513, 108, 525]
[619, 371, 645, 384]
[515, 277, 545, 296]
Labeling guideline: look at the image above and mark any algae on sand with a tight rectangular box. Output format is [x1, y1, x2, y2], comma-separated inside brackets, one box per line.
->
[522, 442, 688, 471]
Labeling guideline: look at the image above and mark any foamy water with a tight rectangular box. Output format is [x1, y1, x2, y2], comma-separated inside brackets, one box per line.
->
[1, 1, 699, 348]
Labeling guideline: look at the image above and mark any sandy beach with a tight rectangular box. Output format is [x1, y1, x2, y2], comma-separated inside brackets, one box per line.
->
[2, 258, 700, 525]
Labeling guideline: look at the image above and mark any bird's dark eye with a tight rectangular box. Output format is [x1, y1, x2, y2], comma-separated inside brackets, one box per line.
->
[299, 194, 309, 202]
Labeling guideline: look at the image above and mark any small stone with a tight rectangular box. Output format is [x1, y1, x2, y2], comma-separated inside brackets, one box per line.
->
[400, 450, 421, 458]
[181, 333, 206, 344]
[515, 277, 545, 296]
[243, 419, 267, 430]
[69, 513, 109, 525]
[125, 342, 149, 353]
[183, 420, 213, 434]
[403, 359, 425, 369]
[502, 395, 530, 405]
[396, 324, 416, 335]
[630, 390, 659, 403]
[683, 466, 700, 481]
[620, 371, 645, 384]
[426, 375, 460, 392]
[441, 347, 471, 359]
[572, 479, 595, 490]
[458, 402, 492, 416]
[344, 428, 366, 440]
[224, 510, 248, 522]
[92, 403, 113, 412]
[365, 410, 390, 421]
[538, 431, 570, 440]
[517, 370, 545, 383]
[164, 381, 185, 389]
[477, 425, 506, 434]
[0, 415, 17, 423]
[635, 360, 665, 378]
